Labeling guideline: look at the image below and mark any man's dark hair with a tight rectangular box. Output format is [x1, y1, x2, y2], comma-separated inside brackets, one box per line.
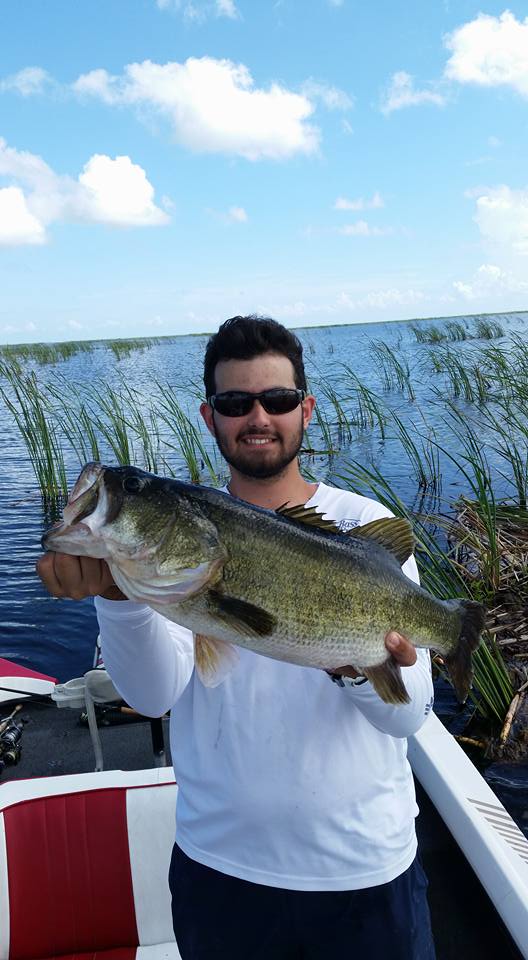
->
[203, 315, 307, 396]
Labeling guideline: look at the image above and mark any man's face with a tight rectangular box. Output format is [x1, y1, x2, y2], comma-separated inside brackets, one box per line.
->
[200, 353, 315, 480]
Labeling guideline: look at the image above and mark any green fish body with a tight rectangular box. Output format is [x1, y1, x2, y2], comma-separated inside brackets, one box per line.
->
[42, 463, 485, 705]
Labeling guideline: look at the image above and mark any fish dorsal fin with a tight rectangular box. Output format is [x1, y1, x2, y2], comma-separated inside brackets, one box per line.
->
[352, 517, 415, 567]
[276, 503, 341, 533]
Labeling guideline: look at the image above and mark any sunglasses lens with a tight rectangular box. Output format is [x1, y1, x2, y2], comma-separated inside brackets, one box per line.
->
[261, 390, 302, 414]
[212, 394, 253, 416]
[211, 389, 303, 417]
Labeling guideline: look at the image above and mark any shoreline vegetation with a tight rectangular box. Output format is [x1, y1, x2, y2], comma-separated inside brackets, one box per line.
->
[1, 311, 527, 759]
[1, 309, 527, 357]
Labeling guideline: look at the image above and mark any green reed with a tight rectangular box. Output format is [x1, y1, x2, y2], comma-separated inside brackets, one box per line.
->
[478, 399, 528, 509]
[369, 340, 415, 399]
[1, 370, 68, 500]
[315, 378, 353, 443]
[339, 364, 388, 437]
[439, 408, 501, 594]
[473, 316, 505, 339]
[425, 347, 484, 403]
[389, 412, 441, 491]
[445, 320, 468, 341]
[154, 384, 219, 483]
[409, 323, 446, 344]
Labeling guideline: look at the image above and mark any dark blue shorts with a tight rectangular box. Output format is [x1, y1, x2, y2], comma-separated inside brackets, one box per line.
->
[169, 842, 436, 959]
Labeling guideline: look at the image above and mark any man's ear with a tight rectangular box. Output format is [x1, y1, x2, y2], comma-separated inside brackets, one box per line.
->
[302, 394, 316, 430]
[200, 401, 216, 437]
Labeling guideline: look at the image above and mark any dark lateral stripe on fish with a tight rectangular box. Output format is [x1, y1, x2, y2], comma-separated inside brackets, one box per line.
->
[208, 591, 277, 637]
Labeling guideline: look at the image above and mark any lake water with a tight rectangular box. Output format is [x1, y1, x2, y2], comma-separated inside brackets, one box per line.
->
[2, 310, 527, 682]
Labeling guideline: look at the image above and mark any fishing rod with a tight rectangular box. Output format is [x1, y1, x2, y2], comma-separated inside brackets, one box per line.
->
[0, 705, 26, 769]
[0, 686, 55, 704]
[0, 705, 22, 736]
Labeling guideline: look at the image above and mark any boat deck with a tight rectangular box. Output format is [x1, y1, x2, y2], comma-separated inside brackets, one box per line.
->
[1, 700, 523, 960]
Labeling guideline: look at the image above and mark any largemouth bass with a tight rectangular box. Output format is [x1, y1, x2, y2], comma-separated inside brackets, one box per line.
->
[42, 462, 485, 705]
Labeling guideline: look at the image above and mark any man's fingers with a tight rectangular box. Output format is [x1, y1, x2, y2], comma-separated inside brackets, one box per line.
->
[54, 553, 84, 598]
[79, 557, 114, 596]
[385, 631, 417, 666]
[36, 553, 115, 600]
[36, 552, 65, 597]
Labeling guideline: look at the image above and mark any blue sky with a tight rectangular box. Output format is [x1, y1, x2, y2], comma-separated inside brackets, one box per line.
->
[1, 0, 528, 343]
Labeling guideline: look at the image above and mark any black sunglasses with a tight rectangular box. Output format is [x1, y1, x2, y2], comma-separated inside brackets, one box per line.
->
[208, 388, 306, 418]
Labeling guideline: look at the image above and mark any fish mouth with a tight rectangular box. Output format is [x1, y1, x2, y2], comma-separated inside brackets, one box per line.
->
[41, 462, 112, 552]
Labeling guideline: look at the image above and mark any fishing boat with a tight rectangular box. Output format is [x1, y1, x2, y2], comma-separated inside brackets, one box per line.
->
[0, 659, 526, 960]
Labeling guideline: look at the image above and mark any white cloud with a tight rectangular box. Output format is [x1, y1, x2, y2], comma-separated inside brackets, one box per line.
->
[488, 135, 501, 148]
[444, 11, 528, 97]
[338, 220, 392, 236]
[216, 0, 239, 18]
[207, 204, 248, 224]
[156, 0, 239, 19]
[0, 138, 168, 245]
[0, 187, 46, 245]
[0, 66, 52, 96]
[301, 79, 353, 111]
[381, 71, 445, 113]
[73, 68, 120, 104]
[77, 155, 169, 226]
[453, 263, 528, 300]
[334, 191, 383, 211]
[264, 286, 424, 318]
[73, 57, 319, 160]
[227, 205, 247, 222]
[472, 185, 528, 254]
[356, 288, 424, 309]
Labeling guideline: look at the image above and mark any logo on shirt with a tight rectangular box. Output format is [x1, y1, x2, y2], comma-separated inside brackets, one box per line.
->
[337, 518, 361, 533]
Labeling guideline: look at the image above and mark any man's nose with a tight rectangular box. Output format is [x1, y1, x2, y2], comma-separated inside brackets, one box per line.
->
[247, 399, 271, 426]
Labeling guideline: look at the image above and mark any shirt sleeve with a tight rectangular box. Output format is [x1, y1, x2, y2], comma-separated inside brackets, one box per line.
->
[94, 596, 194, 717]
[341, 551, 435, 738]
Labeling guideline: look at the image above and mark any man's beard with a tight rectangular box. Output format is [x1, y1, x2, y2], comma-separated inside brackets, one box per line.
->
[213, 419, 304, 480]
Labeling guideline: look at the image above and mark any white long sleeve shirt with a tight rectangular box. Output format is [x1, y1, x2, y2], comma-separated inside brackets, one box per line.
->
[96, 482, 434, 891]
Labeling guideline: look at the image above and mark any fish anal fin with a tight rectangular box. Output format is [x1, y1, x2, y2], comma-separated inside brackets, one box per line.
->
[352, 518, 415, 567]
[362, 657, 410, 705]
[194, 633, 239, 687]
[208, 591, 276, 637]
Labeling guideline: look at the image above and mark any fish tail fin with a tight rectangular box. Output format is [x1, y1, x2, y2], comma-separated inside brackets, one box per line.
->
[444, 599, 486, 704]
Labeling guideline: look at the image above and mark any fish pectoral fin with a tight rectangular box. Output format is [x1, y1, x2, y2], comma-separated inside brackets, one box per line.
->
[194, 633, 239, 687]
[362, 657, 410, 705]
[351, 518, 415, 567]
[208, 591, 276, 637]
[110, 558, 223, 605]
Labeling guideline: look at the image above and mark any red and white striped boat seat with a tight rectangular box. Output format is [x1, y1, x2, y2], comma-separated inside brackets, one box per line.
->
[0, 769, 181, 960]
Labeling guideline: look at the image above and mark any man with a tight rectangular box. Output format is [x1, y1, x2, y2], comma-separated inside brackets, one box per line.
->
[37, 315, 436, 959]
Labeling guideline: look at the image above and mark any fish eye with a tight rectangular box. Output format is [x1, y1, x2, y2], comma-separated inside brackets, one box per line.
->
[123, 475, 144, 493]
